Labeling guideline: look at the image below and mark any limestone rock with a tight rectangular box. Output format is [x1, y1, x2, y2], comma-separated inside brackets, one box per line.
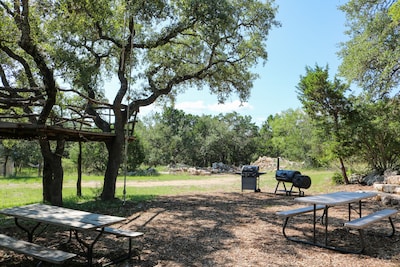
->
[385, 175, 400, 185]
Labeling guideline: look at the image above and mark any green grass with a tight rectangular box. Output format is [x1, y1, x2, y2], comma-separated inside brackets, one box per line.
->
[0, 173, 228, 209]
[0, 169, 337, 210]
[0, 172, 202, 185]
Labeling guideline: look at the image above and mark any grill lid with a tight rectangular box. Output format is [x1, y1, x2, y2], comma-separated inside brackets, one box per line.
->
[275, 170, 301, 182]
[241, 165, 259, 173]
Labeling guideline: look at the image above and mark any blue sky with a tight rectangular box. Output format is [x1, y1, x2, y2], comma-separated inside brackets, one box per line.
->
[137, 0, 350, 125]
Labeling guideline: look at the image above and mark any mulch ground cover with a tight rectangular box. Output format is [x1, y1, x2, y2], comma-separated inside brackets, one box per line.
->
[1, 184, 400, 266]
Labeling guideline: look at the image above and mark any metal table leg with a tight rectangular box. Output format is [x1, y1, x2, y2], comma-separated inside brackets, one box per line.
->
[324, 206, 329, 246]
[74, 228, 104, 267]
[14, 218, 41, 242]
[313, 204, 316, 243]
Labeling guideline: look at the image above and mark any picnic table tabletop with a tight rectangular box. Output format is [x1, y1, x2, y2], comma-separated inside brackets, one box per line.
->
[294, 191, 377, 206]
[0, 203, 126, 230]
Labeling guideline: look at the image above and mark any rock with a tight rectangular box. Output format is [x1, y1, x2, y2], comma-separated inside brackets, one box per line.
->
[383, 184, 398, 193]
[384, 169, 399, 177]
[350, 174, 363, 184]
[378, 193, 400, 206]
[374, 184, 400, 194]
[188, 167, 198, 175]
[211, 162, 232, 172]
[385, 175, 400, 185]
[381, 195, 392, 205]
[251, 156, 303, 172]
[374, 184, 383, 191]
[360, 173, 383, 185]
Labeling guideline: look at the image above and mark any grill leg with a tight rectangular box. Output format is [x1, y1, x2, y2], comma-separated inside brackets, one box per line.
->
[274, 181, 281, 194]
[274, 181, 288, 194]
[299, 189, 304, 196]
[288, 184, 295, 196]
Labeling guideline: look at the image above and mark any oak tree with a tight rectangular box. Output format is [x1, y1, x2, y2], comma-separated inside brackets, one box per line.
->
[52, 0, 280, 200]
[0, 0, 279, 202]
[339, 0, 400, 96]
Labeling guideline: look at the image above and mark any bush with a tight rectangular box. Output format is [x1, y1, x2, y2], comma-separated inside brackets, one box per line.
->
[331, 172, 344, 185]
[127, 167, 159, 176]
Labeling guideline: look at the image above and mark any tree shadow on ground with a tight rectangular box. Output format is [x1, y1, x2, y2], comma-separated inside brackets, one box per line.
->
[1, 191, 400, 266]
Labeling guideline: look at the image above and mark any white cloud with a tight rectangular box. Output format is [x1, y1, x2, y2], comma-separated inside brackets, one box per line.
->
[208, 100, 253, 113]
[137, 104, 160, 116]
[175, 100, 207, 114]
[136, 100, 255, 123]
[175, 100, 253, 115]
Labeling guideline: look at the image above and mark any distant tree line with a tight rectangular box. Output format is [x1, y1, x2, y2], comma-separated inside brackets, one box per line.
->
[3, 85, 400, 177]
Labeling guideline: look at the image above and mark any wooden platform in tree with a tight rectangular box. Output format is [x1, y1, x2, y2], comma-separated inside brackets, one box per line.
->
[0, 122, 115, 142]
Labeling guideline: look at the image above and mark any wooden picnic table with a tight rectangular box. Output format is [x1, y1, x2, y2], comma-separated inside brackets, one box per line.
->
[0, 203, 126, 266]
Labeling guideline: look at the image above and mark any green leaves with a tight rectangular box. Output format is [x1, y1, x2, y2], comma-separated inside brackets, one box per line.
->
[297, 64, 349, 121]
[296, 64, 355, 172]
[138, 107, 259, 167]
[339, 0, 400, 96]
[1, 0, 280, 123]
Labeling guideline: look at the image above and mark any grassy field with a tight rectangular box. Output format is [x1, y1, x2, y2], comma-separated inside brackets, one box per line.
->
[0, 169, 336, 210]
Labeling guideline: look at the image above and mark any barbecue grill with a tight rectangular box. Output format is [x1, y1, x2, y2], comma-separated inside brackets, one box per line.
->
[240, 165, 265, 192]
[275, 170, 301, 183]
[274, 159, 311, 196]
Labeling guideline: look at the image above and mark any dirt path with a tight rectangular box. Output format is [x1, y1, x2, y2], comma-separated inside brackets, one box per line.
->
[66, 175, 239, 188]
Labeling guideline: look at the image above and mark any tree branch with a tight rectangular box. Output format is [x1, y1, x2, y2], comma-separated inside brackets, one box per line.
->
[17, 0, 56, 124]
[134, 19, 196, 49]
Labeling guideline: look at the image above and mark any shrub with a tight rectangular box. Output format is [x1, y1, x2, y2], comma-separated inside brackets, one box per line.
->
[331, 172, 344, 185]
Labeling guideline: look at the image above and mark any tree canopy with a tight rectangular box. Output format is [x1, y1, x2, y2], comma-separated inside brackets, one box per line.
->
[0, 0, 280, 203]
[339, 0, 400, 96]
[297, 64, 353, 183]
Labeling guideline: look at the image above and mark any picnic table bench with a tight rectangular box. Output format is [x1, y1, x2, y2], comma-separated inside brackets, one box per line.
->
[344, 208, 398, 252]
[276, 205, 326, 239]
[276, 205, 326, 218]
[96, 227, 144, 265]
[0, 233, 76, 266]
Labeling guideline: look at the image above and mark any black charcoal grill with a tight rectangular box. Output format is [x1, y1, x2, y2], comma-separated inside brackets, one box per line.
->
[240, 165, 265, 192]
[274, 159, 311, 196]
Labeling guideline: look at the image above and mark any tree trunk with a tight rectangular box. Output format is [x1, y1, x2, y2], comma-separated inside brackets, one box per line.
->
[42, 159, 52, 202]
[101, 132, 125, 201]
[339, 157, 350, 184]
[3, 155, 8, 177]
[51, 154, 64, 206]
[37, 162, 42, 177]
[40, 138, 65, 206]
[77, 142, 82, 197]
